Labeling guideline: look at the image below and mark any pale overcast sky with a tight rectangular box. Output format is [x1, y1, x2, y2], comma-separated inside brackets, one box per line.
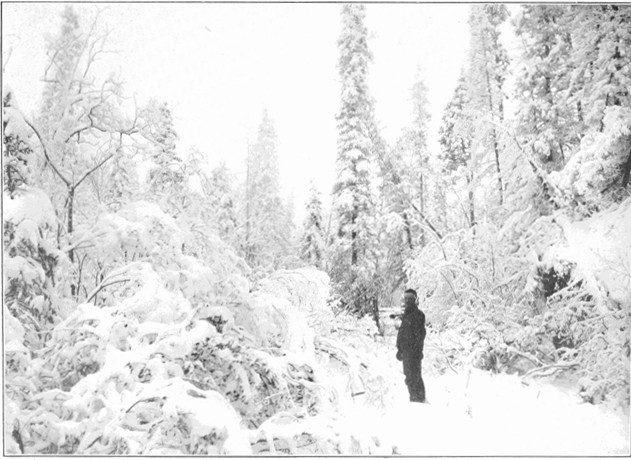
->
[3, 3, 472, 217]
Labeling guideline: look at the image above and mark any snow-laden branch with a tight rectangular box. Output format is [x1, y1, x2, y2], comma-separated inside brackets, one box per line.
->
[21, 117, 71, 187]
[84, 263, 138, 304]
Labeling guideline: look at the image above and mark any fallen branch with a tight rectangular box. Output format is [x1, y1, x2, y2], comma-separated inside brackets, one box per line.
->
[506, 346, 545, 367]
[523, 362, 579, 378]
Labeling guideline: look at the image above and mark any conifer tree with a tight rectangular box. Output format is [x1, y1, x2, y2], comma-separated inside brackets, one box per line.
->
[300, 183, 326, 269]
[378, 70, 433, 265]
[330, 3, 379, 314]
[567, 5, 631, 133]
[467, 4, 509, 207]
[567, 5, 631, 192]
[206, 162, 239, 246]
[439, 72, 476, 228]
[244, 110, 290, 271]
[140, 99, 186, 215]
[514, 5, 579, 173]
[513, 5, 631, 212]
[408, 70, 433, 245]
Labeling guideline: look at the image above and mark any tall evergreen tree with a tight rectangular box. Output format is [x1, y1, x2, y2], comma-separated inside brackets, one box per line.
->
[140, 99, 186, 215]
[408, 70, 433, 246]
[467, 4, 509, 207]
[330, 3, 379, 314]
[514, 5, 578, 173]
[244, 110, 290, 272]
[439, 72, 476, 228]
[512, 5, 631, 214]
[567, 5, 631, 133]
[567, 5, 631, 193]
[376, 69, 433, 287]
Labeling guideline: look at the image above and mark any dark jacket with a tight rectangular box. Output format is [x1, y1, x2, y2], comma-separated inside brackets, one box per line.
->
[396, 303, 426, 360]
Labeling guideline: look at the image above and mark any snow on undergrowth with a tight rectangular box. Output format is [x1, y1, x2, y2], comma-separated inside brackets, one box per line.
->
[3, 200, 397, 455]
[4, 199, 629, 455]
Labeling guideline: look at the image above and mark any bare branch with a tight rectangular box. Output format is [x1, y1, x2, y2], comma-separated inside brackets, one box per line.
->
[22, 117, 71, 187]
[408, 200, 444, 240]
[85, 279, 129, 305]
[43, 48, 61, 80]
[74, 153, 114, 190]
[2, 47, 13, 72]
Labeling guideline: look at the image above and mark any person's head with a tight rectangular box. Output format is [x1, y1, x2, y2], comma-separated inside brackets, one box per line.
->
[403, 288, 418, 307]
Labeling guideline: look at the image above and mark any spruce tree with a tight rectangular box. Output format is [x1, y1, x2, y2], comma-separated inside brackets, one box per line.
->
[330, 3, 379, 314]
[140, 99, 186, 215]
[244, 110, 289, 272]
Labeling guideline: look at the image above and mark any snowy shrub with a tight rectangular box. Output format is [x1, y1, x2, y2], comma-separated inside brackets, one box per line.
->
[10, 260, 254, 455]
[405, 222, 532, 373]
[550, 106, 631, 216]
[524, 198, 631, 405]
[3, 89, 36, 196]
[523, 261, 630, 405]
[79, 201, 250, 308]
[406, 194, 630, 407]
[7, 194, 387, 455]
[3, 188, 64, 348]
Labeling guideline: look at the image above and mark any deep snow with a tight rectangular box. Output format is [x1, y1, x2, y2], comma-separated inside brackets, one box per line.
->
[378, 367, 629, 456]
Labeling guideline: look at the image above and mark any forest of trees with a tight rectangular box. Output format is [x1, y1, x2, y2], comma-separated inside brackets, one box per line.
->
[3, 3, 630, 455]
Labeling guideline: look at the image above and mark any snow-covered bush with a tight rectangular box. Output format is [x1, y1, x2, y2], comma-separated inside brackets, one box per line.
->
[407, 195, 630, 407]
[524, 198, 631, 405]
[405, 222, 531, 373]
[550, 106, 631, 216]
[3, 89, 35, 196]
[6, 196, 392, 454]
[3, 188, 65, 348]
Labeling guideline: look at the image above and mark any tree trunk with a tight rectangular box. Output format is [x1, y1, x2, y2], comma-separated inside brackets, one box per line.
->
[351, 206, 358, 266]
[481, 35, 504, 206]
[419, 173, 426, 247]
[245, 141, 252, 263]
[402, 211, 414, 250]
[467, 173, 475, 228]
[621, 141, 631, 188]
[67, 186, 76, 297]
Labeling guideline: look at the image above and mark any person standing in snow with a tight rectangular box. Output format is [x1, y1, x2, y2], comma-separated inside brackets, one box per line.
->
[396, 288, 426, 402]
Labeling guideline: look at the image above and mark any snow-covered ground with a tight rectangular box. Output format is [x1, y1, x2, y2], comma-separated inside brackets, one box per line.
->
[358, 365, 630, 456]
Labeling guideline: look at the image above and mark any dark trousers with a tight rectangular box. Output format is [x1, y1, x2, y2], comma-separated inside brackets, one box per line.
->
[402, 357, 425, 402]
